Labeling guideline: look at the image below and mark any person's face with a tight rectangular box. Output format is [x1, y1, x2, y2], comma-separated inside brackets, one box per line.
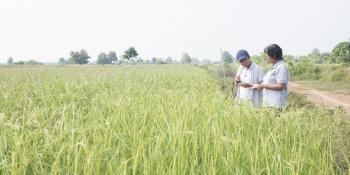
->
[239, 57, 250, 68]
[265, 54, 274, 64]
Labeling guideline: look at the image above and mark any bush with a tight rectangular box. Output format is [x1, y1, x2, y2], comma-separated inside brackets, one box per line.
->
[288, 59, 321, 80]
[331, 68, 345, 81]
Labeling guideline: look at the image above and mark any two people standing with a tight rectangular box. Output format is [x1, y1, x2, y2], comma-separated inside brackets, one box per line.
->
[235, 44, 289, 109]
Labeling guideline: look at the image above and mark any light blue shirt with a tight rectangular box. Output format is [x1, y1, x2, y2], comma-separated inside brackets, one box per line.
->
[262, 60, 289, 108]
[236, 62, 265, 107]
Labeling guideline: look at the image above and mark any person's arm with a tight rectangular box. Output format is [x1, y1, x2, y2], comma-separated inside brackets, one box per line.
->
[251, 66, 288, 91]
[234, 67, 242, 86]
[258, 83, 286, 91]
[238, 82, 253, 88]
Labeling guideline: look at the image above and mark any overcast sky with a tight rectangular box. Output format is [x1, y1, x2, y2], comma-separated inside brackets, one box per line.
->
[0, 0, 349, 63]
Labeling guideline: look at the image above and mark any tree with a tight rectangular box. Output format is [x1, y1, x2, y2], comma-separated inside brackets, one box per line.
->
[58, 58, 66, 64]
[191, 57, 199, 64]
[165, 57, 172, 64]
[68, 49, 91, 64]
[151, 57, 157, 64]
[14, 61, 25, 65]
[308, 48, 324, 63]
[202, 59, 212, 64]
[97, 52, 108, 64]
[136, 58, 144, 64]
[330, 41, 350, 63]
[222, 51, 233, 64]
[26, 59, 43, 65]
[181, 52, 191, 64]
[123, 47, 138, 61]
[107, 51, 118, 64]
[250, 53, 265, 65]
[7, 57, 13, 64]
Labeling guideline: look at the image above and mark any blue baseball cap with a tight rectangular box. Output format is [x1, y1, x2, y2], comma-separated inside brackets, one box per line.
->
[236, 49, 250, 61]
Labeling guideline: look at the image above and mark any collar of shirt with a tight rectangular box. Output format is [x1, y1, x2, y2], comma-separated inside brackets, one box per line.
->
[243, 61, 254, 70]
[271, 60, 283, 69]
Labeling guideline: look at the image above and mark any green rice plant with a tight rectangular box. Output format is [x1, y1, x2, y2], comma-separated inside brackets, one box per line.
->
[0, 65, 349, 174]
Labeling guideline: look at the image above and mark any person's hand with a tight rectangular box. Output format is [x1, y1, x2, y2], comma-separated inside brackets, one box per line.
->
[250, 84, 263, 90]
[239, 83, 253, 88]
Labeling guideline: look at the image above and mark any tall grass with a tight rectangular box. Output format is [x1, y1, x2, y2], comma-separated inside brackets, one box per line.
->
[0, 65, 349, 174]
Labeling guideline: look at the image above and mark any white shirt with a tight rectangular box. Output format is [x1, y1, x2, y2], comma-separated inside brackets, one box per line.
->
[262, 60, 289, 108]
[235, 62, 265, 107]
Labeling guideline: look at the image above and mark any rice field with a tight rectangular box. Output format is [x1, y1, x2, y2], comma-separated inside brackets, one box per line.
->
[0, 65, 349, 174]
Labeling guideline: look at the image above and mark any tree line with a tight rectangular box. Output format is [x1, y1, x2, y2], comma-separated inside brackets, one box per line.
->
[6, 40, 350, 65]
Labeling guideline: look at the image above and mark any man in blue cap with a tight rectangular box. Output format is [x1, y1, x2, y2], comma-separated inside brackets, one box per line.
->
[234, 49, 265, 108]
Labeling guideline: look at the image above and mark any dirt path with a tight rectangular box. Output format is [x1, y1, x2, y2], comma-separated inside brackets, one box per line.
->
[288, 82, 350, 115]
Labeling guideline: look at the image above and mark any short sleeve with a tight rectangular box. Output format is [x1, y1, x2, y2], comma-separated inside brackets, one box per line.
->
[276, 66, 288, 84]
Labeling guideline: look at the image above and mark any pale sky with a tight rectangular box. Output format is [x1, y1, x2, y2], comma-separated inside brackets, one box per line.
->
[0, 0, 349, 63]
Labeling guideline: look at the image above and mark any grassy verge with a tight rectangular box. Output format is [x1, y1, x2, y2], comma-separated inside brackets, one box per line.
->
[293, 81, 350, 94]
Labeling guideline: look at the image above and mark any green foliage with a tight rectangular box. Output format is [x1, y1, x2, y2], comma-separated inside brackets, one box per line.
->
[151, 57, 157, 64]
[181, 52, 191, 64]
[25, 59, 43, 65]
[7, 57, 13, 64]
[222, 51, 233, 64]
[250, 53, 267, 66]
[123, 47, 138, 61]
[331, 67, 345, 82]
[58, 58, 66, 64]
[330, 41, 350, 63]
[107, 51, 118, 63]
[13, 61, 25, 65]
[68, 49, 91, 64]
[165, 57, 173, 64]
[0, 65, 348, 174]
[97, 52, 108, 64]
[13, 60, 43, 65]
[288, 59, 321, 80]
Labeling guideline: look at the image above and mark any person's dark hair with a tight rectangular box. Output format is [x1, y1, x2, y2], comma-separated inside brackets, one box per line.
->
[264, 44, 283, 60]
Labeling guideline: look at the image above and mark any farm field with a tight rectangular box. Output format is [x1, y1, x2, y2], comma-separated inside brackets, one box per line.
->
[0, 65, 349, 174]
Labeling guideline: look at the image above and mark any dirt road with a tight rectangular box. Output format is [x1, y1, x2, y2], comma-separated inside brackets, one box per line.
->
[289, 82, 350, 115]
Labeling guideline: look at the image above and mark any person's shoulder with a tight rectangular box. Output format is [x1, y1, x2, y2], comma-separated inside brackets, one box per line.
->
[277, 61, 288, 70]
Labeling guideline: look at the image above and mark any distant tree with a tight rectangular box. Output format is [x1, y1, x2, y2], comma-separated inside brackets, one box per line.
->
[97, 52, 108, 64]
[330, 41, 350, 63]
[14, 61, 25, 65]
[191, 57, 199, 64]
[7, 57, 13, 64]
[123, 47, 138, 61]
[308, 48, 324, 63]
[157, 58, 166, 64]
[181, 52, 191, 64]
[151, 57, 157, 64]
[165, 57, 172, 64]
[137, 58, 144, 64]
[26, 59, 43, 65]
[250, 53, 265, 65]
[311, 48, 321, 56]
[144, 59, 151, 64]
[107, 51, 118, 64]
[222, 51, 233, 64]
[321, 52, 330, 63]
[68, 49, 90, 64]
[58, 58, 66, 64]
[202, 59, 212, 64]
